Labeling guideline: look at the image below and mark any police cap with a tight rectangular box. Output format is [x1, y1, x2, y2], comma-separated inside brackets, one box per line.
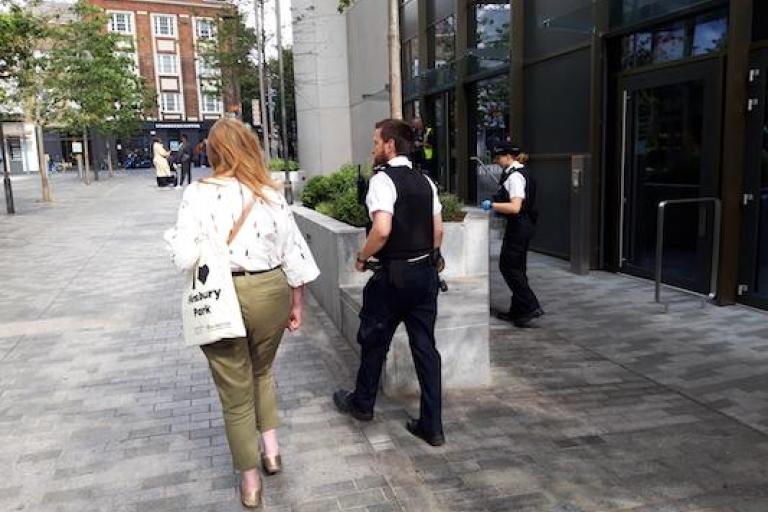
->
[491, 142, 521, 158]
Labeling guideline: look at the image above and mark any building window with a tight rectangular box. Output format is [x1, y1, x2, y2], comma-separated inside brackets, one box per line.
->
[469, 1, 510, 73]
[153, 15, 176, 37]
[196, 19, 216, 40]
[157, 54, 178, 75]
[109, 12, 133, 34]
[429, 15, 455, 68]
[161, 92, 181, 113]
[202, 94, 221, 113]
[402, 37, 419, 79]
[197, 58, 219, 77]
[620, 9, 727, 69]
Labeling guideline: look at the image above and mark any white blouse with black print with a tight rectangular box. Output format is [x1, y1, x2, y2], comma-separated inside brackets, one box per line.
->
[164, 177, 320, 288]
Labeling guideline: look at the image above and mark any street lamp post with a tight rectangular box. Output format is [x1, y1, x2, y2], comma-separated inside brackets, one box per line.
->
[0, 122, 15, 214]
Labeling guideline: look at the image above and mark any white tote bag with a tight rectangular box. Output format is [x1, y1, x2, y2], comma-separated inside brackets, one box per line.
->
[181, 197, 255, 346]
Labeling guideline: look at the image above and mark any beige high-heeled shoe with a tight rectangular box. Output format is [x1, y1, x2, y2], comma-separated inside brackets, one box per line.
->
[261, 454, 282, 475]
[240, 485, 262, 509]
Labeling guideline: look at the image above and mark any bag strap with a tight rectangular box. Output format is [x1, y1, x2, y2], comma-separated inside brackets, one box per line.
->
[227, 196, 257, 246]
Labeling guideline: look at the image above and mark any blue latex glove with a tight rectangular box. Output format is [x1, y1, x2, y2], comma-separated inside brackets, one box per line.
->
[481, 199, 492, 212]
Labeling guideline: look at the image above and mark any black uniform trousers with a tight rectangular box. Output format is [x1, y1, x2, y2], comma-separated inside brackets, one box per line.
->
[352, 262, 443, 434]
[499, 215, 541, 317]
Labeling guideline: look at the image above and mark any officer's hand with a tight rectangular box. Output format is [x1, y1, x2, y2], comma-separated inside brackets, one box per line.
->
[481, 199, 492, 212]
[355, 259, 366, 272]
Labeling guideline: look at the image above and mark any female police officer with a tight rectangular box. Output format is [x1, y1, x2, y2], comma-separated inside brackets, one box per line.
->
[482, 143, 544, 327]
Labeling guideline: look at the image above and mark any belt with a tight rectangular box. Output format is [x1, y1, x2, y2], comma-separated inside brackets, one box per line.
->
[232, 267, 281, 277]
[379, 254, 433, 267]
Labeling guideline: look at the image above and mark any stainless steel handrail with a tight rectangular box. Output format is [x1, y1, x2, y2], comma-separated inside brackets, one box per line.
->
[655, 197, 722, 307]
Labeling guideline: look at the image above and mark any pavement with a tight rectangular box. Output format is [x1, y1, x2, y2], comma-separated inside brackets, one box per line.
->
[1, 169, 768, 512]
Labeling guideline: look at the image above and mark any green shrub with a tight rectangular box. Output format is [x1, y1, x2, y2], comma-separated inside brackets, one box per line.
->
[440, 193, 466, 222]
[332, 188, 369, 227]
[314, 201, 335, 217]
[300, 175, 332, 209]
[269, 158, 300, 172]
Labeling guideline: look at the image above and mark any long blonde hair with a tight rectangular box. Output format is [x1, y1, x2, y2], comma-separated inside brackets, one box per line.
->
[205, 118, 277, 201]
[515, 152, 530, 165]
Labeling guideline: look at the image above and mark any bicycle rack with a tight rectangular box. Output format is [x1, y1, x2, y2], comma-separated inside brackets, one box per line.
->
[654, 197, 722, 312]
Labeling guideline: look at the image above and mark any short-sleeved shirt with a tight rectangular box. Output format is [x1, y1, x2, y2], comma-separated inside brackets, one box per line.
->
[365, 156, 442, 218]
[503, 161, 526, 200]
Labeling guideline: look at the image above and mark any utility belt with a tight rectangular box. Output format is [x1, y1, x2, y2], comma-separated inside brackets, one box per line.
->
[365, 250, 447, 292]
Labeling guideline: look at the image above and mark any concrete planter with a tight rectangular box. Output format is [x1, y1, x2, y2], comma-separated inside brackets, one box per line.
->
[293, 206, 491, 396]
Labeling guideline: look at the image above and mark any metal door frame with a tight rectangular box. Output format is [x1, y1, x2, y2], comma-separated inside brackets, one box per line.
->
[616, 57, 723, 293]
[738, 48, 768, 308]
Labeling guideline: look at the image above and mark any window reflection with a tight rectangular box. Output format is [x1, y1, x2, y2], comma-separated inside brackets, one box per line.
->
[402, 37, 419, 79]
[430, 16, 455, 68]
[620, 9, 727, 69]
[474, 75, 509, 161]
[469, 1, 510, 73]
[692, 13, 727, 55]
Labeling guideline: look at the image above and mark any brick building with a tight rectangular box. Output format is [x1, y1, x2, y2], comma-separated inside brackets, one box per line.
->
[42, 0, 240, 169]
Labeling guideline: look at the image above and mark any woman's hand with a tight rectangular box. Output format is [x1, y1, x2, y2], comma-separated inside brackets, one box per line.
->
[287, 304, 302, 332]
[287, 285, 305, 332]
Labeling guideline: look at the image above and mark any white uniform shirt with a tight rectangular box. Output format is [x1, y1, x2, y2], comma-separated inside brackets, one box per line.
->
[365, 156, 442, 217]
[164, 178, 320, 288]
[502, 161, 526, 199]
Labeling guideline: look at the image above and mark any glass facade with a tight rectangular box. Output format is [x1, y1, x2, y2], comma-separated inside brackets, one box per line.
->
[473, 75, 510, 161]
[469, 1, 511, 73]
[620, 9, 727, 69]
[430, 16, 456, 68]
[611, 0, 718, 28]
[402, 37, 420, 79]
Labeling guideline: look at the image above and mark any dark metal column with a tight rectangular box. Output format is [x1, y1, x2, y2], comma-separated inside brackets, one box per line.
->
[510, 0, 524, 145]
[454, 0, 470, 199]
[589, 0, 609, 269]
[718, 0, 753, 305]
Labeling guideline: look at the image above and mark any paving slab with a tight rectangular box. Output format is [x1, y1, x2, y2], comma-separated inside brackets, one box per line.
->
[1, 171, 768, 511]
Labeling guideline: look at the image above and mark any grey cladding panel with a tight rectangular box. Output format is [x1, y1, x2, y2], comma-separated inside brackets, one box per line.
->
[524, 47, 591, 155]
[530, 158, 571, 259]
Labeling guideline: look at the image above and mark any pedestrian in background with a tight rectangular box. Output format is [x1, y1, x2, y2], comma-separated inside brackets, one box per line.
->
[175, 134, 193, 187]
[152, 137, 173, 187]
[333, 118, 446, 447]
[483, 143, 543, 327]
[164, 118, 319, 508]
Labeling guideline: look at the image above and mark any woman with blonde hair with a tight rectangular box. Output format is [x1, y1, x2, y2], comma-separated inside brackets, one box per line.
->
[164, 118, 319, 508]
[152, 137, 174, 187]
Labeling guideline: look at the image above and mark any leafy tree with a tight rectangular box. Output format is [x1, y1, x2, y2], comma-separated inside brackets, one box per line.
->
[46, 0, 151, 183]
[196, 10, 257, 118]
[0, 0, 54, 201]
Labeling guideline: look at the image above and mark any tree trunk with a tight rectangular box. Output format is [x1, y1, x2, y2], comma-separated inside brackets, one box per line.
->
[35, 124, 52, 202]
[82, 129, 91, 185]
[1, 123, 15, 214]
[106, 138, 114, 177]
[388, 0, 403, 120]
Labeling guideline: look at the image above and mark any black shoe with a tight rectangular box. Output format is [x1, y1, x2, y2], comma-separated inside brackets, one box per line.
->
[495, 311, 517, 322]
[333, 390, 373, 422]
[513, 308, 545, 328]
[405, 419, 445, 447]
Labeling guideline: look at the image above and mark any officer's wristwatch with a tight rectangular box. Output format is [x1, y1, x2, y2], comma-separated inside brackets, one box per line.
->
[356, 253, 367, 264]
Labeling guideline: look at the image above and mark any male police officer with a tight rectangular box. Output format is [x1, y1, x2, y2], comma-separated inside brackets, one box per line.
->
[333, 118, 445, 447]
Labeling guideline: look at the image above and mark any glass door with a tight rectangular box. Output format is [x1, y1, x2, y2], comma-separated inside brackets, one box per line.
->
[618, 59, 721, 293]
[739, 49, 768, 307]
[429, 91, 455, 193]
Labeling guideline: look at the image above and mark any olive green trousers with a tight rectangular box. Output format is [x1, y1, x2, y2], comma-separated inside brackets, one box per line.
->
[201, 269, 291, 471]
